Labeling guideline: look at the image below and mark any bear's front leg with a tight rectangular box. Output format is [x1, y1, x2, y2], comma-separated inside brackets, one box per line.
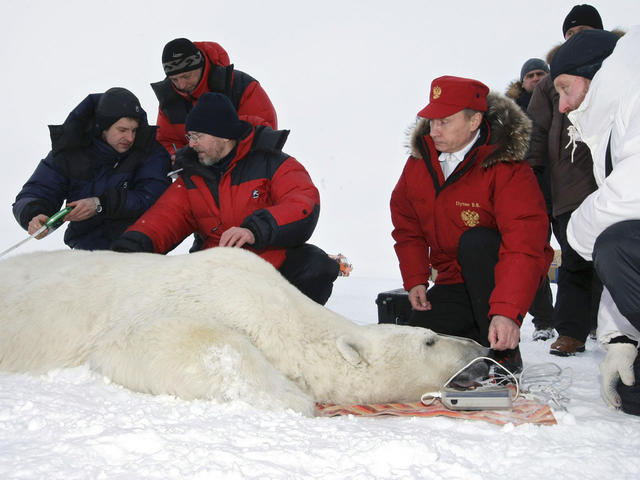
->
[90, 319, 316, 416]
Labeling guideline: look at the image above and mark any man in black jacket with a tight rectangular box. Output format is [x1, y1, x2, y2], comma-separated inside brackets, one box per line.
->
[13, 88, 171, 250]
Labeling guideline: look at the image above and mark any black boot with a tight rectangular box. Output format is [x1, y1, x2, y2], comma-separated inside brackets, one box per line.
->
[489, 346, 523, 381]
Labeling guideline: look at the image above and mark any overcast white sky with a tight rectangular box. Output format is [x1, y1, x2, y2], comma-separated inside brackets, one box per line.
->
[2, 4, 640, 478]
[1, 0, 638, 277]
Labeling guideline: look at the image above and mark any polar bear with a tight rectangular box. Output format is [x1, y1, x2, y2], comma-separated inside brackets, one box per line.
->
[0, 248, 487, 416]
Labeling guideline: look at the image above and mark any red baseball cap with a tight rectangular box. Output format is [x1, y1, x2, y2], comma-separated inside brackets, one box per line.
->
[418, 76, 489, 119]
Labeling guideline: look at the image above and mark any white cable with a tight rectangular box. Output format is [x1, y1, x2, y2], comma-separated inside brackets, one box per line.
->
[421, 358, 573, 411]
[519, 363, 573, 411]
[421, 356, 520, 406]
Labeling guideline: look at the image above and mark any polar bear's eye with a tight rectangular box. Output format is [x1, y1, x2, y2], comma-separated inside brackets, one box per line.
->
[425, 337, 436, 347]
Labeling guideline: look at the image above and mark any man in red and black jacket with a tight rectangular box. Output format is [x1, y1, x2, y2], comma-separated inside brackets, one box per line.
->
[151, 38, 277, 157]
[390, 76, 553, 374]
[112, 93, 340, 305]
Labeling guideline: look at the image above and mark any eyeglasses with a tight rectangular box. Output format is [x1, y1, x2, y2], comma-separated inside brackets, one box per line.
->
[185, 133, 204, 144]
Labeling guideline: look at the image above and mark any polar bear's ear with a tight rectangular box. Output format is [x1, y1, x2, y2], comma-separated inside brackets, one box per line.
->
[336, 335, 365, 366]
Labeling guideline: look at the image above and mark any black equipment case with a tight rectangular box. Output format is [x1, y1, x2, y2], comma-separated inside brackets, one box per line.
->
[375, 288, 412, 325]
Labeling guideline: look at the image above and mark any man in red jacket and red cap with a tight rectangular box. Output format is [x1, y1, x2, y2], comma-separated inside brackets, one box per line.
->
[151, 38, 277, 158]
[390, 76, 553, 373]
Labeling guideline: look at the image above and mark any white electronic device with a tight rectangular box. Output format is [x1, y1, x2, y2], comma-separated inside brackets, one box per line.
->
[440, 386, 512, 411]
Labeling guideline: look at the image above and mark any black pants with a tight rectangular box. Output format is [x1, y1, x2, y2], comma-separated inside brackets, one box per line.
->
[593, 220, 640, 330]
[593, 221, 640, 416]
[278, 244, 340, 305]
[552, 212, 603, 341]
[617, 354, 640, 416]
[528, 220, 554, 329]
[529, 268, 554, 329]
[408, 227, 501, 347]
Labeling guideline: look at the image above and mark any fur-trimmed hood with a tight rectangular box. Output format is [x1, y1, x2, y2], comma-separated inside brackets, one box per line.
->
[505, 80, 525, 101]
[409, 92, 532, 168]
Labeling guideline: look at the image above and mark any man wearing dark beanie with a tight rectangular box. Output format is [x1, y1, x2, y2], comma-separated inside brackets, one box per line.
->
[151, 38, 277, 159]
[504, 57, 555, 342]
[506, 58, 550, 111]
[550, 27, 640, 417]
[525, 4, 605, 357]
[113, 93, 348, 305]
[13, 88, 171, 250]
[551, 29, 619, 84]
[161, 38, 204, 78]
[562, 4, 603, 38]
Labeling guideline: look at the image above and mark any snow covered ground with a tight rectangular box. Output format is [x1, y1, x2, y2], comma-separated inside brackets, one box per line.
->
[2, 278, 639, 480]
[2, 1, 640, 478]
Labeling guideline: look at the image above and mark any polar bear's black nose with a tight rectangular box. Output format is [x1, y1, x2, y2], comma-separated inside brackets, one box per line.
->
[449, 360, 490, 387]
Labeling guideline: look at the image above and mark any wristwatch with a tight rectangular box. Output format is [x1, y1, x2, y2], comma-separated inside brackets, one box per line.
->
[94, 197, 103, 214]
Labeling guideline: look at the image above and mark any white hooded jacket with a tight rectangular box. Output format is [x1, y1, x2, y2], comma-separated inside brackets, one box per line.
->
[566, 26, 640, 344]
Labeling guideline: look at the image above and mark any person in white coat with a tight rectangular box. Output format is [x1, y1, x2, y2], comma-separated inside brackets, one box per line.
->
[550, 27, 640, 416]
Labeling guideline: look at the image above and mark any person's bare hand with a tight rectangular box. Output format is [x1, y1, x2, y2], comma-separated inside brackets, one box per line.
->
[27, 214, 49, 238]
[65, 198, 98, 222]
[408, 284, 431, 311]
[488, 315, 520, 350]
[219, 227, 255, 248]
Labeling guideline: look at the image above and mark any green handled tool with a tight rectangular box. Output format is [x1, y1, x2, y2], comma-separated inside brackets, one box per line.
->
[0, 206, 74, 258]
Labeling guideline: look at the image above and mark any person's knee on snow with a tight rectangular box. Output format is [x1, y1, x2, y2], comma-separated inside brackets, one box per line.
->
[457, 227, 500, 275]
[279, 244, 341, 305]
[593, 220, 640, 325]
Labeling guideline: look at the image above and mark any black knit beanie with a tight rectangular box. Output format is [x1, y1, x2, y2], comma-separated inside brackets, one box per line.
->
[551, 29, 619, 80]
[94, 87, 143, 133]
[562, 4, 603, 37]
[162, 38, 204, 75]
[185, 93, 250, 140]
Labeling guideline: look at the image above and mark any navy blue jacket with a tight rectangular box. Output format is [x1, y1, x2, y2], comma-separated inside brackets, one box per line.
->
[13, 94, 171, 250]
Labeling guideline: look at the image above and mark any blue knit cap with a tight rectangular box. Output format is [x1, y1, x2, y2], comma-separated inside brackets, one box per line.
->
[185, 93, 250, 139]
[520, 58, 549, 82]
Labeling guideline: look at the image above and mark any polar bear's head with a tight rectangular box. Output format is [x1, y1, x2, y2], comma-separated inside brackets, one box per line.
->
[329, 324, 489, 404]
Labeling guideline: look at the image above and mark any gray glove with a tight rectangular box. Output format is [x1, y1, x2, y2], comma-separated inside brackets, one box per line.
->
[600, 343, 638, 409]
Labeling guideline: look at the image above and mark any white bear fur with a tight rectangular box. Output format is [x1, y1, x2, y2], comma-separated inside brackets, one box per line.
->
[0, 248, 486, 416]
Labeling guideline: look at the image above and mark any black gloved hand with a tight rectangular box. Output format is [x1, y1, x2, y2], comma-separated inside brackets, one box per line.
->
[173, 146, 196, 170]
[111, 231, 154, 253]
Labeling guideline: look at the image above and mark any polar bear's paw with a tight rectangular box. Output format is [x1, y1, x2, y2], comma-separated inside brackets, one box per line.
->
[201, 338, 315, 417]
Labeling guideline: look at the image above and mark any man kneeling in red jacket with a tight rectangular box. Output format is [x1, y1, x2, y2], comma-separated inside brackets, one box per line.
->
[112, 93, 342, 305]
[390, 76, 553, 373]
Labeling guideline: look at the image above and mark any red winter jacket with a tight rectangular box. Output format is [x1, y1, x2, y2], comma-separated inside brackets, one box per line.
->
[151, 41, 278, 154]
[121, 126, 319, 268]
[391, 93, 553, 325]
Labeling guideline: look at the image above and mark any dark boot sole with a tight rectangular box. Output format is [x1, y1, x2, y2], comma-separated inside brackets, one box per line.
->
[549, 345, 585, 357]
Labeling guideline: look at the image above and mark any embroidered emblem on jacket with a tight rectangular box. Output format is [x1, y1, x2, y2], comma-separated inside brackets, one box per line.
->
[432, 86, 442, 99]
[461, 210, 480, 227]
[252, 189, 260, 199]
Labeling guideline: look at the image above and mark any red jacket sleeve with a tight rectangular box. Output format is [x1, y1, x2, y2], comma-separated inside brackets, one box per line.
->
[390, 160, 432, 291]
[489, 163, 553, 324]
[124, 179, 197, 253]
[241, 157, 319, 249]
